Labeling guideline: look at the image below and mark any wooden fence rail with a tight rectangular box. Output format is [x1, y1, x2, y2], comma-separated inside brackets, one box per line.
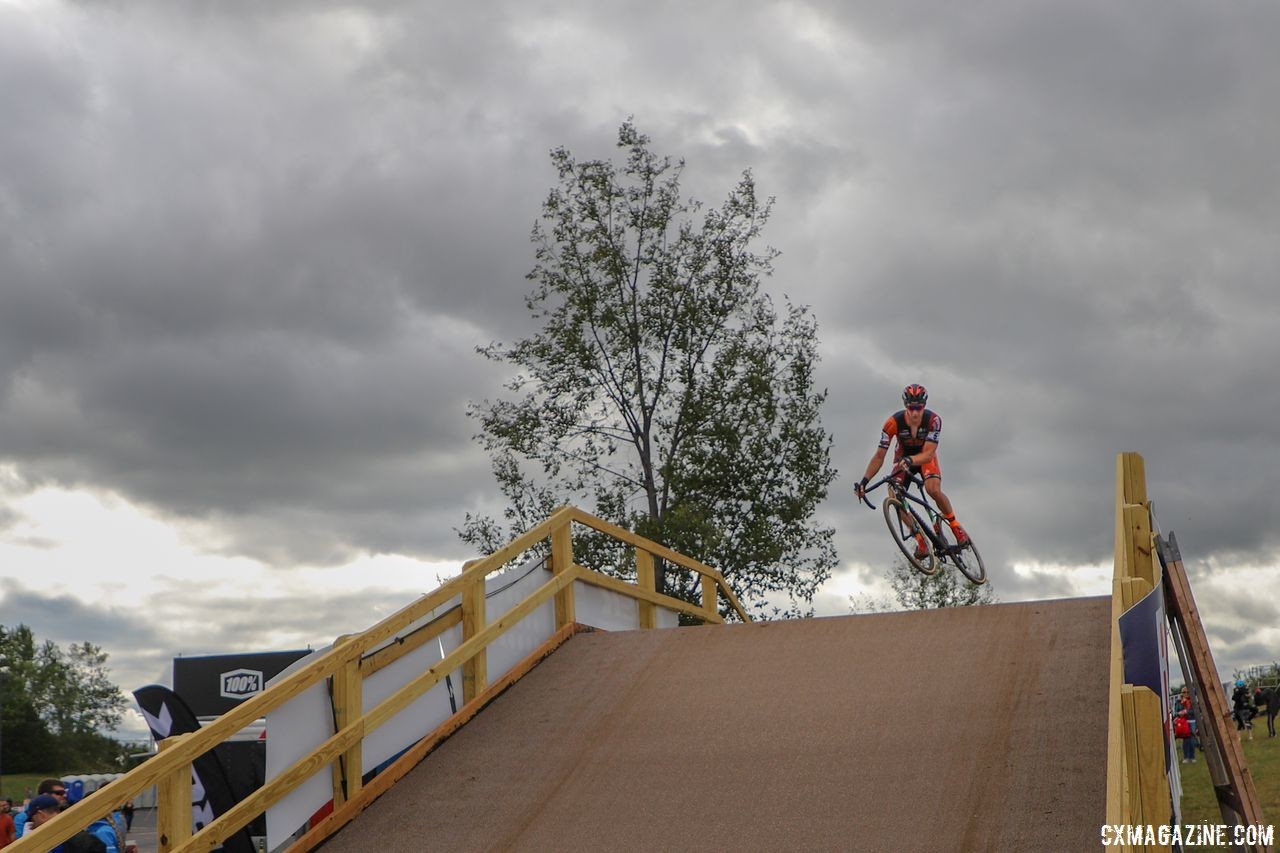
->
[9, 506, 749, 853]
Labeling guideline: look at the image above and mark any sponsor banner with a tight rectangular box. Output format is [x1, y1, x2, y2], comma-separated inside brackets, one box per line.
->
[132, 685, 256, 853]
[174, 650, 310, 716]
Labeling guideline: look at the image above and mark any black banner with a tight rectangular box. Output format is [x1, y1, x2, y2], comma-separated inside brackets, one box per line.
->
[132, 685, 255, 853]
[172, 650, 310, 717]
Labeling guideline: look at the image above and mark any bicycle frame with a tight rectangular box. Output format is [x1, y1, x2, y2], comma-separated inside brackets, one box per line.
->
[860, 473, 958, 556]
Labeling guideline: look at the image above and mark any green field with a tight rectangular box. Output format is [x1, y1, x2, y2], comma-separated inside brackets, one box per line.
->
[0, 772, 65, 803]
[1177, 725, 1278, 848]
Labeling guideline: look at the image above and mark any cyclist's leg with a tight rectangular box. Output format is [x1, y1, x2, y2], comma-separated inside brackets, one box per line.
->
[892, 469, 927, 555]
[922, 461, 968, 543]
[922, 460, 953, 515]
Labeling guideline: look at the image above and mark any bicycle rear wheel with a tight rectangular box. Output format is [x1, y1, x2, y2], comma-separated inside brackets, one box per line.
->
[883, 496, 938, 575]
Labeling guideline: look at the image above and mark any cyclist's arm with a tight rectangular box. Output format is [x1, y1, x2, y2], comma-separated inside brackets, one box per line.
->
[862, 447, 888, 482]
[908, 440, 939, 468]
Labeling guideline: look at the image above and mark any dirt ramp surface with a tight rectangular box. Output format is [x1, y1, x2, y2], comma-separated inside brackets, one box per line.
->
[322, 597, 1110, 852]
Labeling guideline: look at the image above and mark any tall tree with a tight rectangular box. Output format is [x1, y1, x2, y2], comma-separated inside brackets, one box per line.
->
[0, 624, 127, 771]
[463, 120, 838, 618]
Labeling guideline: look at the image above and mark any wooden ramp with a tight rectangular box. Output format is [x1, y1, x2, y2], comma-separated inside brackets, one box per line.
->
[319, 597, 1110, 852]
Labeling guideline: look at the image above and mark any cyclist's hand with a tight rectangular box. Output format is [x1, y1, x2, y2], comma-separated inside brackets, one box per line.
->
[895, 457, 913, 474]
[855, 477, 868, 500]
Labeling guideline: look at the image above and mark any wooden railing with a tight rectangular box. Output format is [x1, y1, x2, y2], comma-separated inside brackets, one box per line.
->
[1106, 451, 1169, 850]
[10, 506, 749, 853]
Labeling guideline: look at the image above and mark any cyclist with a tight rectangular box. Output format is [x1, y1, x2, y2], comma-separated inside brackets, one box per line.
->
[854, 383, 969, 558]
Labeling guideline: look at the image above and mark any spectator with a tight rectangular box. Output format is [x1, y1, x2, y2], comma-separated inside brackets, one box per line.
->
[64, 834, 107, 853]
[121, 799, 134, 832]
[1175, 686, 1198, 763]
[19, 794, 65, 850]
[13, 779, 68, 838]
[80, 811, 121, 853]
[1231, 679, 1255, 740]
[1174, 709, 1196, 762]
[1, 799, 16, 849]
[84, 782, 125, 853]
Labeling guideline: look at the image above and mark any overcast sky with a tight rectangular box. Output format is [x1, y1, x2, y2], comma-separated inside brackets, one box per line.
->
[3, 0, 1278, 740]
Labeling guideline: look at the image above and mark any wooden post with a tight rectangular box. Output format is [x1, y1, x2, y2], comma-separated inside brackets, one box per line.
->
[550, 518, 576, 628]
[701, 574, 717, 622]
[635, 550, 656, 629]
[1133, 687, 1171, 851]
[331, 655, 363, 806]
[156, 738, 193, 853]
[462, 574, 488, 702]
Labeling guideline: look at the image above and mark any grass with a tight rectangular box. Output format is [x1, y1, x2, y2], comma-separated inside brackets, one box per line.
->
[1177, 723, 1279, 847]
[0, 772, 65, 803]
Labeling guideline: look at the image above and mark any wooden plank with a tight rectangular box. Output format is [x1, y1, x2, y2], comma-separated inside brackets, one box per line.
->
[1133, 687, 1172, 852]
[462, 576, 487, 703]
[1121, 686, 1143, 831]
[1123, 504, 1156, 588]
[331, 657, 363, 806]
[1118, 576, 1152, 612]
[157, 737, 193, 853]
[635, 549, 657, 629]
[1121, 451, 1148, 506]
[573, 566, 724, 624]
[289, 622, 592, 852]
[551, 518, 576, 627]
[701, 573, 717, 620]
[1160, 534, 1270, 848]
[360, 606, 462, 676]
[185, 717, 369, 851]
[565, 506, 751, 622]
[363, 570, 575, 735]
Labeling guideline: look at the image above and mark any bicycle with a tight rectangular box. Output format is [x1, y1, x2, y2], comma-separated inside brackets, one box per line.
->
[858, 471, 987, 584]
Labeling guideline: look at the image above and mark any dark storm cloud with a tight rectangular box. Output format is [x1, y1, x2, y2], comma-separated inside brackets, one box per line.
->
[2, 0, 1279, 690]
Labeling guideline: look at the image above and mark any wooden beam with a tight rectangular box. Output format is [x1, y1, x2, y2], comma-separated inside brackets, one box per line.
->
[331, 657, 363, 806]
[701, 573, 717, 621]
[1133, 687, 1171, 851]
[156, 737, 193, 853]
[550, 517, 576, 628]
[565, 507, 751, 622]
[635, 549, 657, 629]
[573, 566, 724, 624]
[461, 575, 487, 703]
[360, 606, 462, 676]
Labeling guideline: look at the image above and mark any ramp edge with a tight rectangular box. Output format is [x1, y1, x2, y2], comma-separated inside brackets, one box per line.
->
[289, 622, 594, 852]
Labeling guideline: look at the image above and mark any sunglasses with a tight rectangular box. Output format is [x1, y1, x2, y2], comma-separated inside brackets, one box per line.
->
[51, 790, 68, 796]
[906, 404, 925, 412]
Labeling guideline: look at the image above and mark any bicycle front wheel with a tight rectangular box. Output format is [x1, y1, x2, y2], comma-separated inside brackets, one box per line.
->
[948, 535, 988, 585]
[883, 496, 938, 576]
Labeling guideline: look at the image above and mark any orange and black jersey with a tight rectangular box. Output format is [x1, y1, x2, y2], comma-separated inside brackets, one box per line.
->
[878, 409, 942, 457]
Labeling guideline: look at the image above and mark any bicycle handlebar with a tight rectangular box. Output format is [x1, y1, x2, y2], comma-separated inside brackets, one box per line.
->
[857, 470, 925, 510]
[857, 475, 891, 510]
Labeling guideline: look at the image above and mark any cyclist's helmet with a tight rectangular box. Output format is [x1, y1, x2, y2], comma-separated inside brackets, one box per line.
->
[1237, 679, 1246, 687]
[902, 383, 928, 408]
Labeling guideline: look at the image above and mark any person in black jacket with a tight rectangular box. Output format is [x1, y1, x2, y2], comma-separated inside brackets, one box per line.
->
[1231, 679, 1254, 740]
